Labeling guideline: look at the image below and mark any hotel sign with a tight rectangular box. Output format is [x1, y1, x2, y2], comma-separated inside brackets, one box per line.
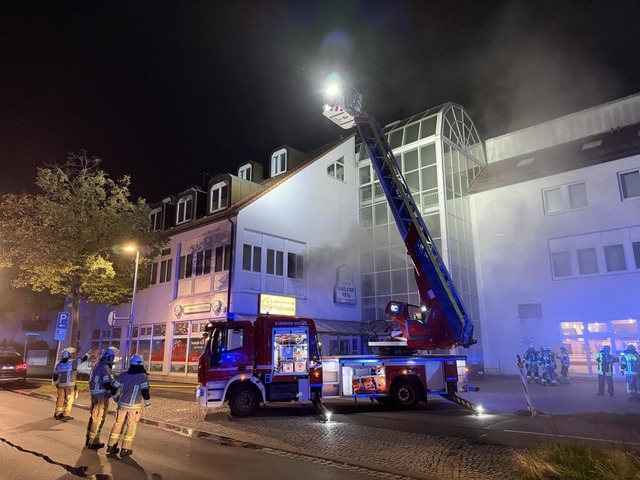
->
[259, 294, 296, 316]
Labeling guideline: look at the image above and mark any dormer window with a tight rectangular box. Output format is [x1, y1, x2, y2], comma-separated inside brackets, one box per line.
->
[176, 195, 193, 224]
[149, 207, 162, 231]
[210, 181, 229, 213]
[238, 164, 252, 181]
[271, 148, 287, 177]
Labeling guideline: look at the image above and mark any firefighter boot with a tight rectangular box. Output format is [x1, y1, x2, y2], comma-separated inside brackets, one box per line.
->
[106, 445, 119, 455]
[120, 449, 133, 457]
[88, 442, 105, 450]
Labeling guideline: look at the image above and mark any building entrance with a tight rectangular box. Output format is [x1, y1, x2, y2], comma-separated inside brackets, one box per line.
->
[561, 319, 638, 375]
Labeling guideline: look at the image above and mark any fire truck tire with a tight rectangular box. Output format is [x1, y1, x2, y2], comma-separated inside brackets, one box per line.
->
[228, 383, 259, 417]
[390, 380, 420, 409]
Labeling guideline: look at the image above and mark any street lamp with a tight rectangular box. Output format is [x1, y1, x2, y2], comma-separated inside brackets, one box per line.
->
[123, 244, 140, 369]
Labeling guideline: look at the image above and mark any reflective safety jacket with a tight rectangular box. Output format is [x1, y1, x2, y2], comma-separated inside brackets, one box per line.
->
[113, 371, 150, 409]
[620, 352, 639, 376]
[595, 351, 618, 376]
[53, 353, 90, 387]
[89, 359, 116, 399]
[559, 351, 570, 367]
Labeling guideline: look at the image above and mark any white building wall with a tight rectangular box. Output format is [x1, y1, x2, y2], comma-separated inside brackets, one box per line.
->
[472, 154, 640, 374]
[233, 137, 361, 321]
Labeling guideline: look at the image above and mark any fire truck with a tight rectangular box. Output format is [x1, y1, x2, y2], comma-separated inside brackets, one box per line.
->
[196, 85, 478, 416]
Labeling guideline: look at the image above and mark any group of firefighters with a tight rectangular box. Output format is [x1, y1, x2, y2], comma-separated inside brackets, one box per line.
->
[523, 344, 639, 399]
[523, 345, 571, 386]
[52, 346, 151, 457]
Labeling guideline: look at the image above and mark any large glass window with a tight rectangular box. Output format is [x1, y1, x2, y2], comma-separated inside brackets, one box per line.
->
[150, 208, 162, 231]
[271, 149, 287, 177]
[215, 245, 231, 272]
[267, 248, 284, 276]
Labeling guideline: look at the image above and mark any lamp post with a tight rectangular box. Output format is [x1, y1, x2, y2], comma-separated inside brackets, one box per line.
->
[123, 245, 140, 369]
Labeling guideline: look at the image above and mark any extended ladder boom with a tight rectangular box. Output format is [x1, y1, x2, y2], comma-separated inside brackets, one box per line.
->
[323, 85, 475, 349]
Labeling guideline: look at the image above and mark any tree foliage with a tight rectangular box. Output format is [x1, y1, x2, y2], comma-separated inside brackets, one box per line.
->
[0, 151, 166, 347]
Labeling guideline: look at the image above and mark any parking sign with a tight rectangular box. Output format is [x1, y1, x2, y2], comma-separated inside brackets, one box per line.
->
[54, 312, 70, 341]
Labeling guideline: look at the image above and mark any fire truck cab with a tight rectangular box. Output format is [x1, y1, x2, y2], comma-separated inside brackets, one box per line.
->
[196, 315, 323, 416]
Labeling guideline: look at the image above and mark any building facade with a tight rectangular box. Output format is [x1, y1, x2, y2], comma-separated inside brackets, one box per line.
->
[471, 93, 640, 375]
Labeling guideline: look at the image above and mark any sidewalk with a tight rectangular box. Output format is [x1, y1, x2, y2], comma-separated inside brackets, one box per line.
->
[18, 373, 640, 480]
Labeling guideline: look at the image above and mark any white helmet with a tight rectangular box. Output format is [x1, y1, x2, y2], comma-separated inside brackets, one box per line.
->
[102, 346, 119, 360]
[130, 354, 144, 366]
[61, 347, 76, 359]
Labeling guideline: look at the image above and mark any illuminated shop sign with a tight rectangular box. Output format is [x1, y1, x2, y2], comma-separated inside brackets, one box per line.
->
[259, 294, 296, 316]
[183, 303, 211, 315]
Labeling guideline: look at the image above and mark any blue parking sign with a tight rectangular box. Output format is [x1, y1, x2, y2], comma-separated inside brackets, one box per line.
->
[55, 312, 70, 341]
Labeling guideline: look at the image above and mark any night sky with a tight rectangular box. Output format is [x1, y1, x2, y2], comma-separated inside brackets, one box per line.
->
[2, 1, 639, 202]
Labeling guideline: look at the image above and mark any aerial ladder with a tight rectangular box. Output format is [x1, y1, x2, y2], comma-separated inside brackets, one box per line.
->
[323, 84, 476, 351]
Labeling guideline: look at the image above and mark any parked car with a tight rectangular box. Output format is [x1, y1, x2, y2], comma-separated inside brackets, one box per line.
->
[0, 352, 28, 385]
[77, 359, 93, 380]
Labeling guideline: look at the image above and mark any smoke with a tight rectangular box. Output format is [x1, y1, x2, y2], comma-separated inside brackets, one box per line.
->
[467, 2, 626, 138]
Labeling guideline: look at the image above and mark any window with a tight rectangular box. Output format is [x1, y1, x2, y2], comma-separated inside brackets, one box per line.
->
[577, 248, 598, 275]
[543, 182, 588, 214]
[287, 252, 304, 279]
[633, 242, 640, 269]
[552, 251, 572, 277]
[195, 249, 212, 276]
[271, 149, 287, 177]
[604, 244, 626, 272]
[209, 181, 229, 212]
[150, 208, 162, 231]
[176, 196, 193, 224]
[327, 156, 345, 181]
[242, 244, 262, 272]
[215, 245, 231, 272]
[179, 253, 194, 279]
[152, 248, 172, 284]
[267, 248, 284, 276]
[238, 164, 252, 181]
[619, 170, 640, 200]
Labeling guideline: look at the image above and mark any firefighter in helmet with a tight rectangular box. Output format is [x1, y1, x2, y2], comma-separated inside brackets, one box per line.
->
[85, 346, 119, 449]
[53, 347, 91, 420]
[595, 345, 618, 397]
[106, 354, 151, 457]
[523, 345, 539, 384]
[558, 345, 571, 384]
[538, 346, 558, 386]
[620, 344, 639, 400]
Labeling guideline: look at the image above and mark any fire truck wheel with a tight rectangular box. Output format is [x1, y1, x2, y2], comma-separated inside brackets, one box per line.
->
[390, 381, 419, 409]
[228, 384, 259, 417]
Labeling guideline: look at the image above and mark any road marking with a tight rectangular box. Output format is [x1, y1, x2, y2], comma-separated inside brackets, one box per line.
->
[503, 429, 640, 447]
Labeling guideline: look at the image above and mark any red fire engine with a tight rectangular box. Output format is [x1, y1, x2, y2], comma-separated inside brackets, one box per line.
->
[196, 84, 479, 416]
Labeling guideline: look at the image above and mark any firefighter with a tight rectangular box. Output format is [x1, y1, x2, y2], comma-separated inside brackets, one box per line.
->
[558, 345, 571, 384]
[595, 345, 618, 397]
[85, 346, 119, 449]
[620, 344, 639, 401]
[523, 345, 539, 384]
[53, 347, 91, 421]
[106, 354, 151, 457]
[538, 346, 558, 386]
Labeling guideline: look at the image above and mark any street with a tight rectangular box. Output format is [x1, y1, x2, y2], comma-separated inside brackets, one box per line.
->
[0, 391, 380, 480]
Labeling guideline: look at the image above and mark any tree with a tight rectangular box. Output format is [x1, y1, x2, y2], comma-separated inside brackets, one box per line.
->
[0, 151, 166, 351]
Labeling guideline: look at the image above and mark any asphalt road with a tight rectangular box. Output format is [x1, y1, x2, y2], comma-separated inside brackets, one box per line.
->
[0, 390, 382, 480]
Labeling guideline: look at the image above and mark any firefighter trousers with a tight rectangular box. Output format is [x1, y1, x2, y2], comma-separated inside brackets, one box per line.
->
[107, 407, 141, 450]
[86, 397, 110, 446]
[55, 386, 75, 416]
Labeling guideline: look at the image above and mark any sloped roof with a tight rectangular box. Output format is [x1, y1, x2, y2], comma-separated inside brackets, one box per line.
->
[468, 122, 640, 194]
